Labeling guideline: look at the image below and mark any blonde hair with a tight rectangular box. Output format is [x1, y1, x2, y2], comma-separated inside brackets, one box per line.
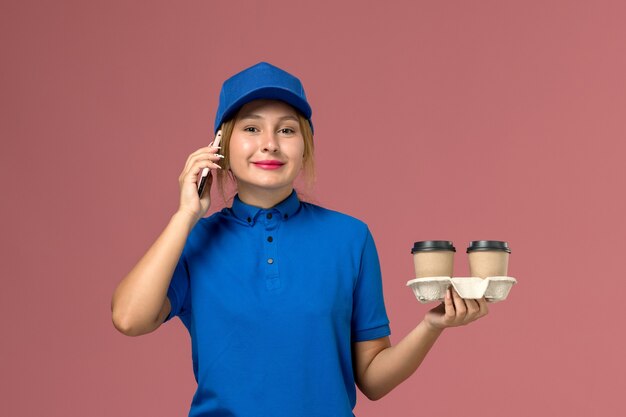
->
[215, 110, 315, 205]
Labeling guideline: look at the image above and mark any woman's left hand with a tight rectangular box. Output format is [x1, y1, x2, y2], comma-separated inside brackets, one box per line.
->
[423, 286, 489, 331]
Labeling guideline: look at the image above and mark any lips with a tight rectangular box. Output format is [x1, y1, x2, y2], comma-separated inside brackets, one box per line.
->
[252, 160, 285, 170]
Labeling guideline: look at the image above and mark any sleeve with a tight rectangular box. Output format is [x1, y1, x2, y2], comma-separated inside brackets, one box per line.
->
[351, 226, 391, 342]
[162, 248, 192, 323]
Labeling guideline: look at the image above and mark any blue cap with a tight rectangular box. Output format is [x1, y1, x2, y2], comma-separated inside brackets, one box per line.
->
[214, 62, 313, 134]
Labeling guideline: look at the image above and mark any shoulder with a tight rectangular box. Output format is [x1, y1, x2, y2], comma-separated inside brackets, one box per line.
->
[196, 208, 230, 228]
[183, 209, 231, 250]
[300, 201, 370, 237]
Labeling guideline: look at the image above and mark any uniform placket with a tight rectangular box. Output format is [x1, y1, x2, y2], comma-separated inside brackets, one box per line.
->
[262, 210, 280, 290]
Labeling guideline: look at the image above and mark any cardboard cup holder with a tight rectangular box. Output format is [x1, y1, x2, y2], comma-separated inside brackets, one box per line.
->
[406, 276, 517, 303]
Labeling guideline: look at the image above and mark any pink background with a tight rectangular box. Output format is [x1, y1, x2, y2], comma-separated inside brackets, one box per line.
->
[2, 1, 625, 415]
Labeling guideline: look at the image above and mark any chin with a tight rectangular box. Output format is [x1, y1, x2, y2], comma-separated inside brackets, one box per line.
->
[257, 182, 293, 190]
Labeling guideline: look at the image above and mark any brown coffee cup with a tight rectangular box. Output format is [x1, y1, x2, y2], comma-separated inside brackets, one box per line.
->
[467, 240, 511, 278]
[411, 241, 456, 278]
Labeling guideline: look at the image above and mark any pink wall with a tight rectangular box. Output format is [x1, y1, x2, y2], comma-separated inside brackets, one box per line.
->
[2, 1, 624, 415]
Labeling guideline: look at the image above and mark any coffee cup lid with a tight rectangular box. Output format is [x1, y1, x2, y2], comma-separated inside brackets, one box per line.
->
[411, 240, 456, 253]
[466, 240, 511, 253]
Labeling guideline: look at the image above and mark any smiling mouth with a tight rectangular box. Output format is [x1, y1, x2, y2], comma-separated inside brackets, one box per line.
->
[252, 161, 285, 170]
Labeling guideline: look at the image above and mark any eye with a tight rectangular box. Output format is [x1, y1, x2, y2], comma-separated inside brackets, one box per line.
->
[244, 126, 259, 133]
[279, 128, 296, 134]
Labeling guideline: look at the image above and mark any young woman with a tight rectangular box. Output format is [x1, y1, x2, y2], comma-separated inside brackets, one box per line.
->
[111, 62, 489, 417]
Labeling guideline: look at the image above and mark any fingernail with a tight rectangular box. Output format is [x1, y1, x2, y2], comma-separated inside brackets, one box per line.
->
[215, 154, 225, 159]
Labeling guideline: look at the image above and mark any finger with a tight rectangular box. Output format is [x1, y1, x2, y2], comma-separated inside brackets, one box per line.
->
[182, 147, 223, 176]
[477, 297, 489, 317]
[451, 287, 467, 320]
[182, 149, 207, 179]
[189, 151, 224, 167]
[195, 153, 225, 163]
[206, 142, 222, 153]
[185, 146, 215, 165]
[444, 287, 455, 322]
[465, 298, 480, 321]
[184, 160, 221, 185]
[194, 159, 222, 173]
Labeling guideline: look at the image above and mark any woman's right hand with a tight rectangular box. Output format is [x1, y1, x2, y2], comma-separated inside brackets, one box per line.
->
[177, 144, 223, 221]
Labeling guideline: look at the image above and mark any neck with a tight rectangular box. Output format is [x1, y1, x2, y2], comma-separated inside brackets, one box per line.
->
[237, 184, 293, 209]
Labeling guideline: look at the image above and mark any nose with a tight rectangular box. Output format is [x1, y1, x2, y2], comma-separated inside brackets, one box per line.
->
[261, 131, 279, 153]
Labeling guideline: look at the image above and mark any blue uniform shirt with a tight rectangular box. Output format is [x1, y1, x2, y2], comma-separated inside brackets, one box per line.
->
[164, 190, 390, 417]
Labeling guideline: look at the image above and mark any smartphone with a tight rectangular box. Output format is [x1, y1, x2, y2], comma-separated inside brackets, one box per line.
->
[197, 130, 222, 197]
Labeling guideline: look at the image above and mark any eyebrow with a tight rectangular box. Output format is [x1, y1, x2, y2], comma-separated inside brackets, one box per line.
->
[239, 113, 299, 122]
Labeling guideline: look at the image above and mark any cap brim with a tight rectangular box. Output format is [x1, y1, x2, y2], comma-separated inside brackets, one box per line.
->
[216, 86, 313, 133]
